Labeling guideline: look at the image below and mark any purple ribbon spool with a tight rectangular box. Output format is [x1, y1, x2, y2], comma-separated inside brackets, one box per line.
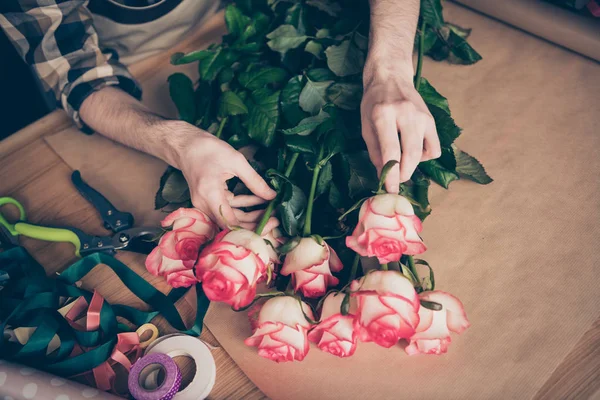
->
[128, 353, 182, 400]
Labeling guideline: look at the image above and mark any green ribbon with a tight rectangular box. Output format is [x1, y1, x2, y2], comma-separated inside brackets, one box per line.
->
[0, 247, 210, 377]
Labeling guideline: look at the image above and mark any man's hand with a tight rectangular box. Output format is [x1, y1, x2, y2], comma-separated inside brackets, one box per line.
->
[361, 63, 440, 193]
[364, 0, 441, 193]
[168, 122, 277, 229]
[79, 87, 276, 229]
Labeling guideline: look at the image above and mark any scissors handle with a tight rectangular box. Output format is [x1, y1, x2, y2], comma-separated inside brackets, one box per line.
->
[13, 222, 83, 257]
[0, 197, 27, 236]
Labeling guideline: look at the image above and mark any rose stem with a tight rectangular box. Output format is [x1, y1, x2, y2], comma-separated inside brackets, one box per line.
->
[255, 152, 300, 235]
[414, 19, 426, 91]
[348, 253, 361, 283]
[381, 263, 389, 271]
[303, 146, 326, 237]
[215, 117, 228, 139]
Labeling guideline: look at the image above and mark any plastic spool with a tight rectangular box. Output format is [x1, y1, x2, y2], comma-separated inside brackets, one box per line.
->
[144, 334, 216, 400]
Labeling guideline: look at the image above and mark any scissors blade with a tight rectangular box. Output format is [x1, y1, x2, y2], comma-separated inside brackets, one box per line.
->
[111, 227, 161, 255]
[71, 171, 134, 232]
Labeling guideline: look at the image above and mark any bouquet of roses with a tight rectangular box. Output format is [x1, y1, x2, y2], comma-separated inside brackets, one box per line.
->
[148, 0, 490, 361]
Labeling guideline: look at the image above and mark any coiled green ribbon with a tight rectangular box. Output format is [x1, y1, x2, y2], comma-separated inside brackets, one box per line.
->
[0, 247, 209, 377]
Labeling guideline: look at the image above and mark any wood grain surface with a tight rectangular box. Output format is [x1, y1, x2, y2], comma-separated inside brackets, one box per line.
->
[0, 8, 598, 400]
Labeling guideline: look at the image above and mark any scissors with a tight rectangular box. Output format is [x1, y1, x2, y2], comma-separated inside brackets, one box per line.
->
[0, 171, 161, 257]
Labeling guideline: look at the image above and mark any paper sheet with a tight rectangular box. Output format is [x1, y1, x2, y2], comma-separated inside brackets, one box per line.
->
[44, 3, 600, 399]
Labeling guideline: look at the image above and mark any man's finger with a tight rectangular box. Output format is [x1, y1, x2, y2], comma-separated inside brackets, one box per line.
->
[205, 188, 239, 229]
[235, 159, 277, 200]
[361, 108, 383, 172]
[421, 120, 441, 161]
[397, 116, 425, 183]
[372, 109, 401, 193]
[230, 195, 268, 208]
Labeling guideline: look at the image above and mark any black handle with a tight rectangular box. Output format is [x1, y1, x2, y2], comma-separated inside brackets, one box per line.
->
[71, 171, 134, 232]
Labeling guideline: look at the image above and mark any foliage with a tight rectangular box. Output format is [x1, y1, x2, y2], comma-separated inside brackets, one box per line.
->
[158, 0, 491, 259]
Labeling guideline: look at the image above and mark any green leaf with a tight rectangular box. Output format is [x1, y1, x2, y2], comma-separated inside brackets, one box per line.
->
[447, 22, 471, 39]
[328, 183, 344, 209]
[422, 29, 439, 53]
[284, 135, 316, 154]
[278, 182, 307, 236]
[168, 73, 196, 124]
[282, 110, 329, 136]
[325, 39, 365, 77]
[306, 0, 341, 16]
[316, 161, 333, 198]
[248, 89, 281, 147]
[281, 76, 307, 125]
[447, 30, 482, 65]
[322, 123, 345, 160]
[438, 146, 456, 171]
[155, 167, 190, 209]
[284, 3, 307, 34]
[305, 40, 324, 58]
[199, 49, 237, 81]
[326, 82, 362, 110]
[225, 5, 251, 38]
[429, 105, 461, 147]
[419, 160, 459, 189]
[299, 76, 333, 115]
[342, 152, 378, 197]
[217, 67, 235, 86]
[218, 91, 249, 118]
[418, 78, 449, 114]
[420, 0, 444, 28]
[307, 68, 336, 81]
[239, 67, 288, 90]
[239, 12, 271, 43]
[454, 146, 493, 184]
[266, 25, 309, 56]
[316, 28, 331, 39]
[170, 49, 214, 65]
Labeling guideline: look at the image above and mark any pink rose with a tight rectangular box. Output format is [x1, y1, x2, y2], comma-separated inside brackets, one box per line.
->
[145, 208, 217, 288]
[405, 291, 470, 355]
[196, 229, 271, 309]
[308, 292, 357, 358]
[280, 237, 343, 298]
[245, 296, 314, 362]
[351, 270, 420, 348]
[346, 194, 426, 264]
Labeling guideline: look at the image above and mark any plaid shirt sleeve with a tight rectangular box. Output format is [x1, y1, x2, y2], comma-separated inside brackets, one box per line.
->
[0, 0, 142, 132]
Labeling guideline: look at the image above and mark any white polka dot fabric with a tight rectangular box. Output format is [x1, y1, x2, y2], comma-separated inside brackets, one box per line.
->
[0, 361, 120, 399]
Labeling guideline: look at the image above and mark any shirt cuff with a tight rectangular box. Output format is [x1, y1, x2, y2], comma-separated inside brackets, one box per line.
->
[65, 74, 143, 134]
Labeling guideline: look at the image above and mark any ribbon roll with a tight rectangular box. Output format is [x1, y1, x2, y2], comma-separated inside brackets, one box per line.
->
[145, 335, 216, 400]
[128, 353, 182, 400]
[136, 323, 160, 349]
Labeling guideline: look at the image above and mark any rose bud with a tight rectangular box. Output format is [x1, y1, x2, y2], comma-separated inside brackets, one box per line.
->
[308, 292, 358, 358]
[405, 291, 470, 355]
[245, 296, 314, 362]
[145, 208, 217, 288]
[280, 237, 343, 298]
[346, 194, 426, 264]
[351, 270, 420, 348]
[196, 229, 272, 309]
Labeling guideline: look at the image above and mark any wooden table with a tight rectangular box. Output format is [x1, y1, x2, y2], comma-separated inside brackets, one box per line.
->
[1, 11, 598, 400]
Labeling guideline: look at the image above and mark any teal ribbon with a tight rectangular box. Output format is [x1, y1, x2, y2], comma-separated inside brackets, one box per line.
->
[0, 247, 210, 377]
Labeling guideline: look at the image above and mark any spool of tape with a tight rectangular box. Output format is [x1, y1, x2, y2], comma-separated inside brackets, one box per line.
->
[145, 335, 216, 400]
[128, 353, 182, 400]
[136, 323, 160, 349]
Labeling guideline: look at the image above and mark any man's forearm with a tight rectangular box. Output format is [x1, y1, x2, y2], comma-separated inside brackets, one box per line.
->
[79, 87, 190, 169]
[366, 0, 420, 80]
